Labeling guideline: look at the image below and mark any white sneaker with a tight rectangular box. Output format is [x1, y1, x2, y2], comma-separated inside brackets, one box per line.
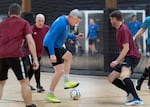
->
[125, 99, 144, 106]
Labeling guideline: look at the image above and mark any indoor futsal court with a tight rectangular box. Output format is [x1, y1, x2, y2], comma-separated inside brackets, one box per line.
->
[0, 71, 150, 107]
[1, 0, 150, 107]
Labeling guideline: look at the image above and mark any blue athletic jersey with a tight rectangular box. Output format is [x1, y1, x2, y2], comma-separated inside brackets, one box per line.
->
[88, 23, 99, 39]
[128, 20, 141, 36]
[142, 16, 150, 44]
[43, 16, 76, 55]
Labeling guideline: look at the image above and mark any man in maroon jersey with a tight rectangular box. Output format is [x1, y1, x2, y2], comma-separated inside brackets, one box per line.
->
[0, 3, 39, 107]
[26, 14, 49, 92]
[108, 10, 143, 106]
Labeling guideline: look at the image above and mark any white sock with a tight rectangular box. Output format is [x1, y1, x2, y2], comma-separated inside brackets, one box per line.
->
[64, 74, 69, 81]
[48, 90, 53, 94]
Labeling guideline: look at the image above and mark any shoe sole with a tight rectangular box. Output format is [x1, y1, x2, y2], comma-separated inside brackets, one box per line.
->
[125, 101, 144, 106]
[37, 90, 45, 93]
[46, 98, 61, 103]
[64, 83, 80, 89]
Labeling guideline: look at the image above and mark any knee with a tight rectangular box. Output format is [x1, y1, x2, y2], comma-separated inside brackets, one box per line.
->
[119, 74, 128, 81]
[67, 52, 72, 59]
[19, 79, 30, 88]
[64, 51, 72, 60]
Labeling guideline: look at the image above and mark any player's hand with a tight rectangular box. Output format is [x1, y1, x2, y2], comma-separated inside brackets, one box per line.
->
[110, 60, 118, 68]
[77, 33, 84, 40]
[32, 59, 39, 70]
[133, 36, 136, 41]
[97, 38, 100, 42]
[50, 55, 57, 63]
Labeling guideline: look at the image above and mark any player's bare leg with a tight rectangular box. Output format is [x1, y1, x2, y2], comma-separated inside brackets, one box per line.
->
[19, 79, 33, 106]
[0, 80, 6, 99]
[63, 51, 79, 89]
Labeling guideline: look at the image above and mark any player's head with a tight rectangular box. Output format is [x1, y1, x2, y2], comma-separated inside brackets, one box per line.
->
[109, 10, 122, 27]
[68, 9, 82, 26]
[131, 14, 137, 22]
[8, 3, 21, 16]
[35, 14, 45, 28]
[89, 18, 95, 24]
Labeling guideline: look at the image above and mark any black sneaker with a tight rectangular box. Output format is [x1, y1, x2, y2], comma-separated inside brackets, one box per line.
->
[37, 86, 45, 93]
[30, 85, 36, 91]
[26, 104, 36, 107]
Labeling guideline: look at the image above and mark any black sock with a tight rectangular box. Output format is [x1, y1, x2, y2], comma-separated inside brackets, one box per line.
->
[123, 78, 140, 100]
[112, 79, 129, 94]
[148, 67, 150, 86]
[138, 67, 149, 86]
[34, 66, 41, 88]
[141, 67, 149, 80]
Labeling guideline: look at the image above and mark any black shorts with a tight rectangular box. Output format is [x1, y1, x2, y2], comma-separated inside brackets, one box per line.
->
[0, 57, 28, 80]
[112, 57, 140, 73]
[89, 38, 96, 45]
[24, 55, 41, 71]
[44, 47, 67, 66]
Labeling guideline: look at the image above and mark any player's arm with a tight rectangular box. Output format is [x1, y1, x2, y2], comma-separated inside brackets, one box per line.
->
[46, 21, 65, 63]
[26, 34, 39, 70]
[116, 43, 129, 63]
[110, 43, 129, 68]
[134, 28, 145, 39]
[134, 18, 149, 39]
[68, 33, 84, 40]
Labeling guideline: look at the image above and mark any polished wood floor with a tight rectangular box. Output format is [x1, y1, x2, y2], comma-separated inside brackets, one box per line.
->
[0, 70, 150, 107]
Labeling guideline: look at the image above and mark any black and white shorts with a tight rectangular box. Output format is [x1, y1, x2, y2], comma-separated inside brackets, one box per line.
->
[0, 57, 28, 80]
[112, 57, 140, 73]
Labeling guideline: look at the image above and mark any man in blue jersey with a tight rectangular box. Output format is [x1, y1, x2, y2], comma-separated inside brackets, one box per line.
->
[128, 15, 141, 52]
[134, 16, 150, 90]
[43, 9, 84, 103]
[88, 18, 99, 55]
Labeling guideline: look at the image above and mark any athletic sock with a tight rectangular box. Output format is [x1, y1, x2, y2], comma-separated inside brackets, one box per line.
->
[112, 78, 129, 94]
[48, 90, 54, 94]
[123, 78, 140, 100]
[64, 74, 69, 81]
[148, 67, 150, 86]
[138, 67, 149, 86]
[141, 67, 149, 80]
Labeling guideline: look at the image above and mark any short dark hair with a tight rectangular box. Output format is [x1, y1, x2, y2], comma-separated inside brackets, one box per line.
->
[109, 10, 122, 21]
[131, 14, 136, 18]
[9, 3, 21, 15]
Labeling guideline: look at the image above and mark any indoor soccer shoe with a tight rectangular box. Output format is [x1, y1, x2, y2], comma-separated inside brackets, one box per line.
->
[125, 99, 143, 106]
[37, 86, 45, 93]
[30, 85, 36, 91]
[64, 80, 79, 89]
[26, 104, 36, 107]
[46, 93, 61, 103]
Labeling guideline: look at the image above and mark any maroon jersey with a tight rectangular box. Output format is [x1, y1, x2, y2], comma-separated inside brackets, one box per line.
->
[116, 24, 140, 58]
[27, 24, 49, 57]
[0, 16, 32, 58]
